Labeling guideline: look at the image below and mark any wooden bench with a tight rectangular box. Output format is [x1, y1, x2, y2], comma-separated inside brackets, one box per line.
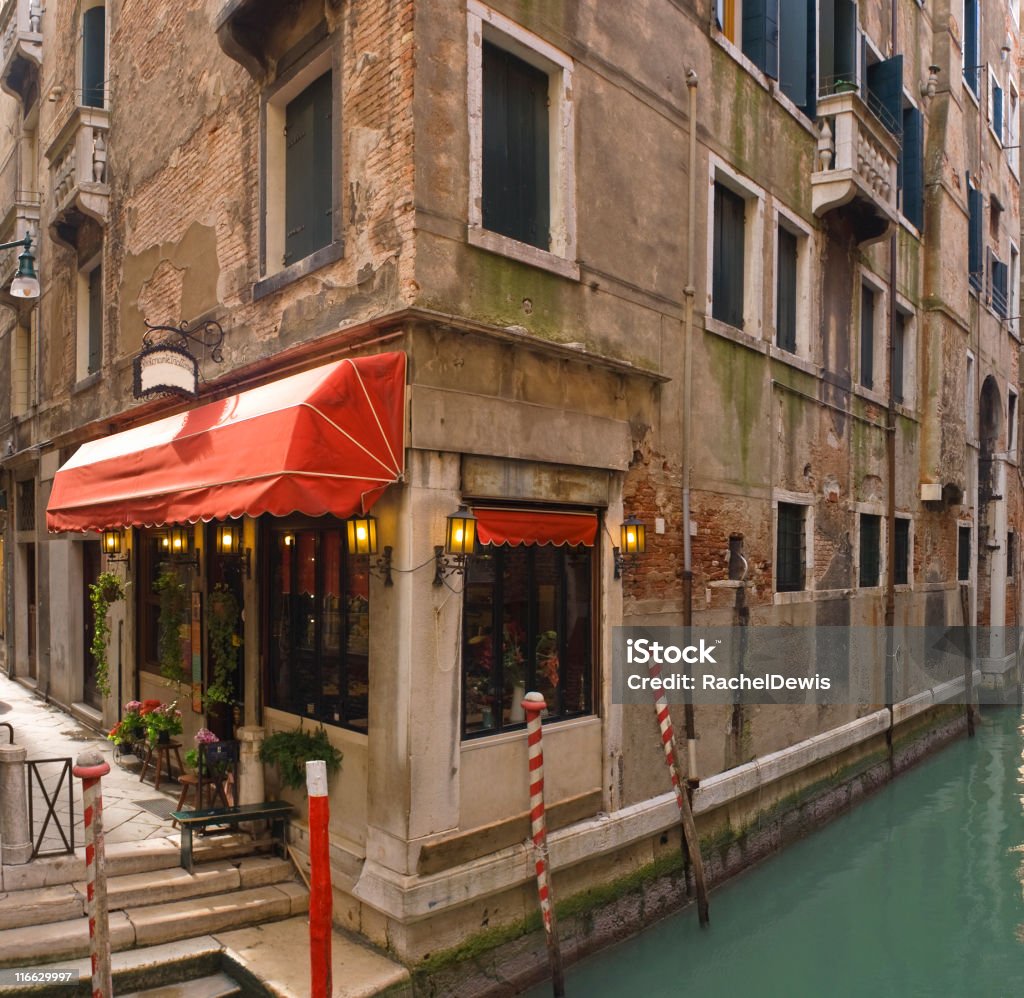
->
[170, 800, 293, 873]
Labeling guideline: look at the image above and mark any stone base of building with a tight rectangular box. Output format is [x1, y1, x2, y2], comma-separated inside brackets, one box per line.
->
[284, 704, 970, 994]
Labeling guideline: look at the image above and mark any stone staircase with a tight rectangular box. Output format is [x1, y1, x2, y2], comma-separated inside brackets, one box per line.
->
[0, 833, 307, 993]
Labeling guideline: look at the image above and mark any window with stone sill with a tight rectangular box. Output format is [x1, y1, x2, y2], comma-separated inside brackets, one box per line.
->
[462, 540, 593, 738]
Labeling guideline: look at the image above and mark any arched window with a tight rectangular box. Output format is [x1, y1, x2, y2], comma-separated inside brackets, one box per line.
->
[82, 4, 105, 108]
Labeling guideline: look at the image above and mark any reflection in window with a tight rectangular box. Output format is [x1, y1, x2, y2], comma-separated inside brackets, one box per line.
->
[462, 542, 592, 737]
[267, 524, 369, 731]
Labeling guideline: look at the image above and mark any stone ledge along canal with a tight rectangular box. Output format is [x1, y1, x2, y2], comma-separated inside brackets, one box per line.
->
[524, 707, 1024, 997]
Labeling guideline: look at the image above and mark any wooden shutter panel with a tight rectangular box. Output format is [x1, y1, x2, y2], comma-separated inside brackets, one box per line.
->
[859, 515, 880, 587]
[900, 107, 924, 231]
[88, 265, 102, 375]
[892, 311, 905, 404]
[743, 0, 779, 79]
[860, 285, 874, 389]
[866, 55, 903, 135]
[779, 0, 815, 117]
[482, 42, 550, 251]
[285, 71, 333, 266]
[713, 183, 745, 329]
[993, 84, 1004, 140]
[776, 227, 797, 352]
[968, 182, 983, 291]
[82, 6, 105, 109]
[994, 260, 1008, 317]
[963, 1, 978, 95]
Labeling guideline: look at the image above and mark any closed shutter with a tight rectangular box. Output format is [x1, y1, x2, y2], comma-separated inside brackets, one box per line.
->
[776, 227, 797, 352]
[866, 55, 903, 135]
[779, 0, 815, 118]
[482, 42, 550, 251]
[743, 0, 779, 79]
[285, 71, 333, 266]
[859, 514, 881, 587]
[860, 284, 874, 389]
[776, 503, 805, 592]
[82, 6, 105, 109]
[993, 84, 1004, 140]
[88, 265, 102, 375]
[894, 519, 910, 585]
[713, 183, 745, 329]
[968, 181, 983, 292]
[893, 310, 905, 404]
[900, 107, 924, 231]
[993, 259, 1008, 317]
[957, 525, 971, 581]
[963, 1, 979, 95]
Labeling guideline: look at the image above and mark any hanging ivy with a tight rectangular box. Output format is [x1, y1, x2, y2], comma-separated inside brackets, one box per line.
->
[154, 568, 189, 684]
[205, 583, 241, 706]
[89, 572, 125, 698]
[259, 726, 343, 790]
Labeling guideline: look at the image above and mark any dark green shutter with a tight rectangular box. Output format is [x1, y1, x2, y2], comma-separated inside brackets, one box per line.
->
[88, 265, 102, 375]
[743, 0, 779, 79]
[968, 181, 983, 292]
[779, 0, 815, 117]
[892, 311, 905, 404]
[993, 259, 1008, 317]
[866, 55, 903, 135]
[482, 42, 550, 250]
[859, 515, 881, 587]
[82, 6, 105, 109]
[894, 519, 910, 585]
[713, 183, 745, 329]
[285, 71, 333, 266]
[900, 107, 924, 231]
[993, 84, 1003, 140]
[860, 284, 874, 389]
[963, 1, 978, 95]
[776, 227, 797, 352]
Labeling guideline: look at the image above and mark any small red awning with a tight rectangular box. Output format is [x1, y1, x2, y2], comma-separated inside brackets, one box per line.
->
[474, 507, 597, 548]
[46, 352, 406, 533]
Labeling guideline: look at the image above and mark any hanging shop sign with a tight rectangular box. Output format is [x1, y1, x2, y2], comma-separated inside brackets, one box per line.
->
[132, 319, 225, 400]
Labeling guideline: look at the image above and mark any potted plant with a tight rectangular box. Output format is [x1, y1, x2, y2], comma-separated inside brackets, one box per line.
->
[155, 569, 189, 684]
[205, 584, 242, 707]
[184, 726, 220, 772]
[89, 571, 125, 698]
[143, 700, 183, 745]
[107, 699, 147, 755]
[536, 630, 560, 690]
[259, 726, 342, 791]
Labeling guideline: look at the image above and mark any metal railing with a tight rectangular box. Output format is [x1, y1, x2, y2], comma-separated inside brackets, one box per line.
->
[27, 757, 75, 859]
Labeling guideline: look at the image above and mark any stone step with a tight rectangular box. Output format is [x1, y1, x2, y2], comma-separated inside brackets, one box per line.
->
[121, 971, 242, 997]
[0, 883, 308, 968]
[0, 857, 295, 930]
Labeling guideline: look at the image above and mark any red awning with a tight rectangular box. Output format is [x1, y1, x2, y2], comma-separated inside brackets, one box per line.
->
[46, 352, 406, 533]
[473, 507, 597, 548]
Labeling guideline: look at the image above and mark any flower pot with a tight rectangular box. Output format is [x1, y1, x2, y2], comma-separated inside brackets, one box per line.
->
[157, 731, 170, 745]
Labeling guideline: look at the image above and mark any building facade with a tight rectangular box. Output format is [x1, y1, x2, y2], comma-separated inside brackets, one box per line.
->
[0, 0, 1019, 970]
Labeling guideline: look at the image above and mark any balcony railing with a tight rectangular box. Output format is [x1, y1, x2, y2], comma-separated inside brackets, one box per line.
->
[811, 83, 900, 245]
[45, 105, 109, 246]
[0, 0, 41, 103]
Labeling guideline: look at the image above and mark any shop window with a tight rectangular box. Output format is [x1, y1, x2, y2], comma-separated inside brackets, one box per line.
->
[858, 513, 881, 587]
[462, 541, 593, 737]
[776, 502, 807, 593]
[81, 3, 106, 109]
[266, 524, 368, 731]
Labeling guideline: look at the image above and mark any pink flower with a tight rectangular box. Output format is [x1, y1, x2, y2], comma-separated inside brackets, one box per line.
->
[194, 728, 219, 745]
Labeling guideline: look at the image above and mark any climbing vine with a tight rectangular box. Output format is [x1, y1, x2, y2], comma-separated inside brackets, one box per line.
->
[154, 569, 189, 684]
[89, 572, 125, 698]
[205, 583, 241, 706]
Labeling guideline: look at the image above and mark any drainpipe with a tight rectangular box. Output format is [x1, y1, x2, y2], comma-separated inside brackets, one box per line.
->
[682, 69, 699, 781]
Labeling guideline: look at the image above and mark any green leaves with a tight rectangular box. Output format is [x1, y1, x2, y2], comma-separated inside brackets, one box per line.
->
[259, 727, 343, 791]
[89, 571, 125, 698]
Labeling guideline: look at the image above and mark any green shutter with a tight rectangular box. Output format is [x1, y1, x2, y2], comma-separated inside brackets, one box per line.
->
[866, 56, 903, 135]
[968, 181, 983, 292]
[779, 0, 815, 117]
[82, 6, 105, 109]
[482, 42, 550, 250]
[860, 284, 874, 389]
[743, 0, 779, 79]
[963, 1, 979, 95]
[776, 227, 797, 352]
[892, 311, 905, 404]
[88, 265, 102, 375]
[900, 107, 924, 231]
[993, 84, 1003, 140]
[713, 183, 745, 329]
[285, 71, 333, 266]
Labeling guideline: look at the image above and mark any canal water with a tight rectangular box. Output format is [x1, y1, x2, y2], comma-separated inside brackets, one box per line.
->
[525, 707, 1024, 997]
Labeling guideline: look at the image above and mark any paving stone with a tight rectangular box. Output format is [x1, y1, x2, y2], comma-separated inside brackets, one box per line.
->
[0, 909, 135, 966]
[0, 882, 84, 929]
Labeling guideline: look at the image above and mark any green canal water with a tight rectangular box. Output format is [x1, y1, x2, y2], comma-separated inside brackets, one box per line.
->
[524, 708, 1024, 997]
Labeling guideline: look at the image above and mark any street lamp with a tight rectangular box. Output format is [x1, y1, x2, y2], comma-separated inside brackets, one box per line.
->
[1, 234, 39, 299]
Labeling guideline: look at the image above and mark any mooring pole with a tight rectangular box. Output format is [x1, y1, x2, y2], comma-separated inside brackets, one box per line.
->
[306, 759, 333, 998]
[74, 748, 112, 998]
[649, 661, 710, 926]
[522, 692, 566, 997]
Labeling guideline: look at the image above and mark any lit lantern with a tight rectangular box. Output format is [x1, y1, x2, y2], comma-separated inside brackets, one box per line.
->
[620, 515, 646, 556]
[101, 528, 123, 556]
[215, 522, 241, 555]
[346, 515, 379, 556]
[445, 505, 477, 557]
[169, 526, 191, 554]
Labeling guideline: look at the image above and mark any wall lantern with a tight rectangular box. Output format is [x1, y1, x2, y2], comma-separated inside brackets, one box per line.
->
[168, 525, 200, 571]
[214, 521, 251, 578]
[347, 514, 393, 586]
[614, 515, 647, 579]
[8, 235, 39, 299]
[434, 505, 477, 586]
[101, 528, 130, 566]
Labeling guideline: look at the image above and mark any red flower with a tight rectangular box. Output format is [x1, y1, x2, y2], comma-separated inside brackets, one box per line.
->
[140, 699, 162, 716]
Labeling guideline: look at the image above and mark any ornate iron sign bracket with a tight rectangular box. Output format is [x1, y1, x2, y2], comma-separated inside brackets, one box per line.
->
[133, 319, 225, 399]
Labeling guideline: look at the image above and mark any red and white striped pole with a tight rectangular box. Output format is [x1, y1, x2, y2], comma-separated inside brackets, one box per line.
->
[522, 692, 565, 997]
[648, 662, 710, 926]
[74, 748, 112, 998]
[306, 759, 333, 998]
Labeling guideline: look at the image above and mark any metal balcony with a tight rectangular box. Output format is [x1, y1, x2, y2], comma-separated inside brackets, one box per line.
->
[45, 105, 109, 249]
[0, 0, 41, 104]
[811, 85, 900, 246]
